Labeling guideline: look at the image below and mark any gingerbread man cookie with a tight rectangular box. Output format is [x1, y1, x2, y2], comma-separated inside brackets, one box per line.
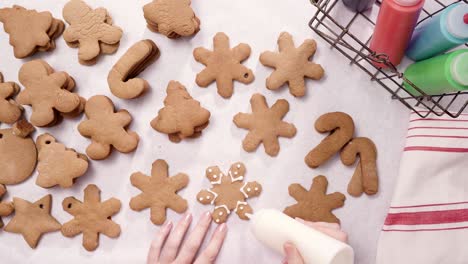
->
[17, 60, 82, 127]
[197, 162, 262, 224]
[5, 194, 61, 248]
[151, 81, 211, 142]
[62, 184, 121, 251]
[0, 5, 64, 58]
[193, 32, 254, 98]
[284, 175, 345, 224]
[0, 72, 22, 124]
[233, 93, 297, 156]
[0, 124, 37, 185]
[0, 185, 14, 228]
[305, 112, 355, 168]
[108, 39, 160, 99]
[143, 0, 200, 38]
[36, 133, 89, 188]
[130, 159, 189, 225]
[341, 137, 378, 197]
[78, 95, 139, 160]
[260, 32, 324, 97]
[63, 0, 123, 64]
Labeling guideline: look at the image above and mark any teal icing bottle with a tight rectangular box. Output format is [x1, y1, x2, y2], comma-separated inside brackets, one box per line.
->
[406, 3, 468, 61]
[403, 50, 468, 96]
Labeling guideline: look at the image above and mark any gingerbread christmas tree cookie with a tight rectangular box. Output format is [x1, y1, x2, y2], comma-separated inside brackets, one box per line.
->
[193, 32, 254, 98]
[151, 81, 211, 143]
[78, 95, 139, 160]
[197, 162, 262, 224]
[36, 133, 89, 188]
[4, 194, 61, 248]
[0, 185, 14, 228]
[62, 184, 121, 251]
[130, 159, 189, 225]
[260, 32, 324, 97]
[284, 175, 345, 224]
[233, 93, 297, 157]
[0, 73, 22, 124]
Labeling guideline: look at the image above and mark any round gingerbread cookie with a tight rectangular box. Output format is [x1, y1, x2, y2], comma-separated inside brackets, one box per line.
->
[0, 128, 37, 185]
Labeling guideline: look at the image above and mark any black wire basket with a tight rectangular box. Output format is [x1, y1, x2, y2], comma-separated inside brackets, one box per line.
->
[309, 0, 468, 118]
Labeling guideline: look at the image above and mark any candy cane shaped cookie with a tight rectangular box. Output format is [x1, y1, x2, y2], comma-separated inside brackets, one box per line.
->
[340, 137, 378, 196]
[305, 112, 355, 168]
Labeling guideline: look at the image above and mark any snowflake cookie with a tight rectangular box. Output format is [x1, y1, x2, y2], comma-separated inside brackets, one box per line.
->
[197, 162, 262, 224]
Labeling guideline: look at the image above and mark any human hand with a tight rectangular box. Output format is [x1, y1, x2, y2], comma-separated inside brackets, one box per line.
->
[282, 219, 348, 264]
[147, 212, 228, 264]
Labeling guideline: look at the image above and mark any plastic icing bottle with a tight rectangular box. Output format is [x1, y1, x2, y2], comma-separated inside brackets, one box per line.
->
[370, 0, 425, 67]
[343, 0, 375, 12]
[250, 209, 354, 264]
[406, 3, 468, 61]
[403, 49, 468, 95]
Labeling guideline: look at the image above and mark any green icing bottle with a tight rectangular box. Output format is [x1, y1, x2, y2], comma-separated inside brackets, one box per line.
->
[403, 49, 468, 96]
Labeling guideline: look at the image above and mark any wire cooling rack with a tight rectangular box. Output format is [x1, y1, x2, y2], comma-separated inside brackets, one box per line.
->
[309, 0, 468, 118]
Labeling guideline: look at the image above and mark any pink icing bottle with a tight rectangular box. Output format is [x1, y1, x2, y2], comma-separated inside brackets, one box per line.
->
[369, 0, 425, 68]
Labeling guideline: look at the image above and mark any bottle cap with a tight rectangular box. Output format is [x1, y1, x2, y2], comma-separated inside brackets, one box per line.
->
[446, 4, 468, 40]
[394, 0, 421, 7]
[451, 52, 468, 86]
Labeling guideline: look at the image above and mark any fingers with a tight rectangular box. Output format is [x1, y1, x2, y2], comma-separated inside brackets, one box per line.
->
[283, 242, 304, 264]
[195, 223, 228, 264]
[147, 221, 173, 264]
[159, 213, 193, 263]
[175, 212, 212, 263]
[295, 218, 348, 243]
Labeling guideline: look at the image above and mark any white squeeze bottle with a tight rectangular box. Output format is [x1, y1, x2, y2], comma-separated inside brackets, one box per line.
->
[249, 209, 354, 264]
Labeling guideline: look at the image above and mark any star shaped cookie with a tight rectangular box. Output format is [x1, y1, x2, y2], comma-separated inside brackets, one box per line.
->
[284, 175, 345, 223]
[4, 194, 61, 248]
[193, 32, 254, 98]
[260, 32, 324, 97]
[61, 184, 121, 251]
[233, 93, 297, 157]
[197, 162, 262, 224]
[0, 73, 22, 124]
[130, 159, 189, 225]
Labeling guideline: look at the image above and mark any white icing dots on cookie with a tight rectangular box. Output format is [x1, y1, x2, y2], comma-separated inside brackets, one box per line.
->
[206, 196, 210, 200]
[219, 212, 223, 216]
[213, 174, 217, 179]
[237, 164, 241, 169]
[247, 188, 251, 192]
[199, 197, 204, 201]
[254, 187, 258, 191]
[215, 219, 220, 223]
[208, 168, 212, 173]
[239, 206, 244, 210]
[234, 171, 238, 175]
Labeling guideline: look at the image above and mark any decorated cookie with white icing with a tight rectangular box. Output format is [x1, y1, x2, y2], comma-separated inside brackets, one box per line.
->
[196, 162, 262, 224]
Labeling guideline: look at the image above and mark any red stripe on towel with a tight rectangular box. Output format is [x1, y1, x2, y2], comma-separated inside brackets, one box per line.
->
[410, 118, 468, 122]
[404, 146, 468, 152]
[408, 126, 468, 131]
[382, 226, 468, 232]
[407, 135, 468, 139]
[385, 208, 468, 226]
[390, 201, 468, 209]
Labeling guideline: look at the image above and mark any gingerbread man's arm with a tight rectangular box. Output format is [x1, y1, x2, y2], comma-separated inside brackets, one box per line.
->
[298, 39, 318, 58]
[99, 198, 121, 217]
[259, 51, 281, 68]
[193, 47, 212, 66]
[130, 172, 151, 191]
[233, 113, 253, 130]
[114, 109, 133, 127]
[288, 184, 308, 202]
[232, 43, 251, 62]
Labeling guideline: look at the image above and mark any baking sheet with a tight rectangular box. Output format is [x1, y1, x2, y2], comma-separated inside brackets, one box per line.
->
[0, 0, 409, 263]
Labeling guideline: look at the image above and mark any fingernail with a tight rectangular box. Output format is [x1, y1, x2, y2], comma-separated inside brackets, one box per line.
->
[163, 221, 173, 232]
[281, 258, 288, 264]
[217, 223, 227, 233]
[202, 211, 212, 222]
[184, 213, 192, 223]
[283, 242, 294, 255]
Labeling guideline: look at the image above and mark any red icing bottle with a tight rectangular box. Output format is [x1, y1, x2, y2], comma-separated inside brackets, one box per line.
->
[370, 0, 425, 67]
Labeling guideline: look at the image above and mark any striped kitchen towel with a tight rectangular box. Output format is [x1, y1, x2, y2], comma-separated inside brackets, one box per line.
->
[376, 110, 468, 264]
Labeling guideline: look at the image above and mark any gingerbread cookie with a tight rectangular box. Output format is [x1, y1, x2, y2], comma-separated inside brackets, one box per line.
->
[0, 5, 64, 58]
[341, 137, 378, 197]
[130, 159, 189, 225]
[150, 81, 211, 142]
[305, 112, 355, 168]
[108, 39, 160, 99]
[0, 185, 14, 228]
[62, 184, 121, 251]
[36, 133, 89, 188]
[0, 124, 37, 185]
[284, 175, 345, 224]
[233, 93, 297, 156]
[5, 194, 61, 248]
[143, 0, 200, 38]
[63, 0, 123, 65]
[197, 162, 262, 224]
[78, 95, 139, 160]
[17, 60, 82, 127]
[193, 32, 254, 98]
[0, 72, 22, 124]
[260, 32, 324, 97]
